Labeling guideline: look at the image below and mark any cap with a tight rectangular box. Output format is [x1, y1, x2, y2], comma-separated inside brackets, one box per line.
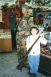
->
[22, 4, 29, 9]
[30, 25, 39, 31]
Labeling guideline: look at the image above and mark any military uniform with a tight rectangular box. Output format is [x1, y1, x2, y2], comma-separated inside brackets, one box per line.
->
[16, 5, 34, 68]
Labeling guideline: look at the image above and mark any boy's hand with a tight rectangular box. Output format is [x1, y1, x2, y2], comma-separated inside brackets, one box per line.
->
[40, 33, 44, 38]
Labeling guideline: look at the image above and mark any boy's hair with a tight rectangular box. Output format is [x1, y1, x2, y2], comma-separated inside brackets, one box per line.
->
[30, 26, 39, 34]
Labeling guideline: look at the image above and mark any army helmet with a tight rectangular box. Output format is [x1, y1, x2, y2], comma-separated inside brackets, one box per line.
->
[22, 4, 29, 9]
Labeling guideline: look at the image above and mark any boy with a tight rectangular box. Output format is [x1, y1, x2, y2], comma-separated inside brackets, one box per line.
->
[26, 26, 47, 77]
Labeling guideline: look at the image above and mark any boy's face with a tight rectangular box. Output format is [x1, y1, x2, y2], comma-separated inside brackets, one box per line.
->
[31, 28, 38, 35]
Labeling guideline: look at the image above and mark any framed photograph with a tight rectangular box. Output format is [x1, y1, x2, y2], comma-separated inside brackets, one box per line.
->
[28, 8, 33, 16]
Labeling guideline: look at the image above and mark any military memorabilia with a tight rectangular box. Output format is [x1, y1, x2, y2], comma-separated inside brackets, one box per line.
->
[16, 15, 34, 68]
[16, 4, 34, 69]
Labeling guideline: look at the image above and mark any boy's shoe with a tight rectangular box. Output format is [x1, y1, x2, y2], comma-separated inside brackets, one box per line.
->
[29, 73, 37, 77]
[33, 73, 37, 77]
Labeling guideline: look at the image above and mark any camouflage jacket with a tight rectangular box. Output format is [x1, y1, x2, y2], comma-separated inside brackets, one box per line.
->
[16, 15, 34, 38]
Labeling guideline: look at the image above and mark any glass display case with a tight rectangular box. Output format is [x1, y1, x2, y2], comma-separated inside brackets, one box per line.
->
[0, 29, 12, 52]
[39, 31, 51, 75]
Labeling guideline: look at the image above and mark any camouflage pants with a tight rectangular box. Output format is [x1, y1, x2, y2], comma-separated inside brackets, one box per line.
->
[16, 33, 29, 68]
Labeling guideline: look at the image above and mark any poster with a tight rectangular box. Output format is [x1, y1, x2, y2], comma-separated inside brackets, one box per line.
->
[0, 10, 2, 22]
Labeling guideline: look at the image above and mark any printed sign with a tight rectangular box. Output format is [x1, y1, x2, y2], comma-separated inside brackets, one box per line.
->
[0, 10, 2, 22]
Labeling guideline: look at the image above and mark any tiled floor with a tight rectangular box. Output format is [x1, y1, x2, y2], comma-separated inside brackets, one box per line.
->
[0, 49, 46, 77]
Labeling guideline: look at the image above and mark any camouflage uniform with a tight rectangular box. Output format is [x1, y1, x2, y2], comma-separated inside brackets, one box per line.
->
[16, 12, 33, 68]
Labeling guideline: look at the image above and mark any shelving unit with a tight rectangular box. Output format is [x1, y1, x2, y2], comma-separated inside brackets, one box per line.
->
[0, 29, 12, 52]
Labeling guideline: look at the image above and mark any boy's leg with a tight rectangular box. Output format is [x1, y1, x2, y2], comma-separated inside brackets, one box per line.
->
[28, 55, 40, 75]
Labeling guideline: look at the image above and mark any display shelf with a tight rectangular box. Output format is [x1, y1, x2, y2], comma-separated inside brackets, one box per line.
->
[0, 29, 12, 52]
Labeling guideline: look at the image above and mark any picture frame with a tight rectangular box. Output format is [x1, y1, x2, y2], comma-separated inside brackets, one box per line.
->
[28, 8, 33, 16]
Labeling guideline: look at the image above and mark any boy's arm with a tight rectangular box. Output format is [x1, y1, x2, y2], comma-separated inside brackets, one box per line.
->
[26, 36, 31, 51]
[40, 33, 47, 45]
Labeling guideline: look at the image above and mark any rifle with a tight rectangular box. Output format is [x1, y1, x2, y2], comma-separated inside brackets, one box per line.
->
[16, 35, 41, 70]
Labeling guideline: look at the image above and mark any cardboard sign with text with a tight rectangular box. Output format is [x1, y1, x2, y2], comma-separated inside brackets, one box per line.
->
[0, 10, 2, 22]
